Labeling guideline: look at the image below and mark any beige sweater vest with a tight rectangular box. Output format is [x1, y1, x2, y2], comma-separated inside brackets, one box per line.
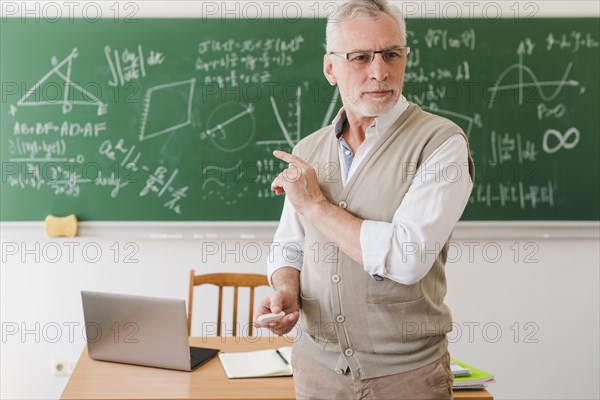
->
[292, 103, 474, 381]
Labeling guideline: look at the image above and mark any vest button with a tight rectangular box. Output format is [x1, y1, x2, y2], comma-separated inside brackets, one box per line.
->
[331, 274, 341, 283]
[338, 201, 347, 209]
[344, 348, 354, 357]
[336, 315, 346, 323]
[335, 368, 344, 375]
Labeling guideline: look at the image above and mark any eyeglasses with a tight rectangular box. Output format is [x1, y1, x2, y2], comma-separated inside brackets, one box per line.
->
[328, 47, 410, 66]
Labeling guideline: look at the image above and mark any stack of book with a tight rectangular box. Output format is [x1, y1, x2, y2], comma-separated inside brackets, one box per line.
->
[450, 358, 495, 390]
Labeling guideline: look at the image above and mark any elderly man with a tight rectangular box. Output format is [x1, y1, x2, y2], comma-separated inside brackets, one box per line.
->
[256, 0, 474, 398]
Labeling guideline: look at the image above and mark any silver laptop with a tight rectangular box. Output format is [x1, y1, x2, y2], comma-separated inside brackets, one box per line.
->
[81, 291, 219, 371]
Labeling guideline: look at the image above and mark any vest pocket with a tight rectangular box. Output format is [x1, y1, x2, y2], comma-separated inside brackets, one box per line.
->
[300, 295, 338, 344]
[366, 276, 422, 304]
[299, 295, 322, 341]
[366, 296, 431, 354]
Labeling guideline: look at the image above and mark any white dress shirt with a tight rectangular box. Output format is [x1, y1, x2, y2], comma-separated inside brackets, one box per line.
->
[268, 97, 473, 286]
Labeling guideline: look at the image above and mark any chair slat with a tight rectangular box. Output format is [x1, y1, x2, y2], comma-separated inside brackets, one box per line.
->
[187, 271, 269, 337]
[217, 287, 223, 336]
[233, 287, 238, 336]
[249, 287, 255, 336]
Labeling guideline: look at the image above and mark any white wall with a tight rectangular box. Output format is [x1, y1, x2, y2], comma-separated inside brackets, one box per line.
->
[446, 236, 599, 399]
[1, 232, 599, 399]
[1, 1, 599, 399]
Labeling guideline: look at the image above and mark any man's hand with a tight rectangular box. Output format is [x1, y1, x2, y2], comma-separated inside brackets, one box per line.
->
[271, 150, 328, 216]
[254, 287, 299, 335]
[254, 268, 300, 335]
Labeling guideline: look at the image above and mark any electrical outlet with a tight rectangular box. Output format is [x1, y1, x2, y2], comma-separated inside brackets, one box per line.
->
[52, 359, 68, 376]
[51, 359, 77, 376]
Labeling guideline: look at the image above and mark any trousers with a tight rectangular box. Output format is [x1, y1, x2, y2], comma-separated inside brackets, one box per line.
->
[291, 344, 453, 400]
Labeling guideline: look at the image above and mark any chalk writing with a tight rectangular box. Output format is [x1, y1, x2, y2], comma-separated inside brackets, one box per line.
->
[105, 45, 165, 87]
[197, 36, 304, 88]
[471, 181, 554, 210]
[491, 131, 538, 165]
[488, 40, 582, 109]
[12, 48, 107, 116]
[8, 138, 66, 160]
[139, 79, 195, 141]
[542, 127, 580, 154]
[546, 32, 599, 52]
[201, 103, 256, 152]
[423, 29, 476, 51]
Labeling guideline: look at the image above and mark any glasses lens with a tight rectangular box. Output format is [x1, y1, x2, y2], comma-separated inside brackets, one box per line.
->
[383, 50, 404, 62]
[348, 52, 374, 64]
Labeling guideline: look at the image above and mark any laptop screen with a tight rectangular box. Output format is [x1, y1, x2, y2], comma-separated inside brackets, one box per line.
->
[82, 291, 211, 371]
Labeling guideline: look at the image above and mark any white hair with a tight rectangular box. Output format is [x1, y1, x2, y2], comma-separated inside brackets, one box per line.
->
[326, 0, 407, 52]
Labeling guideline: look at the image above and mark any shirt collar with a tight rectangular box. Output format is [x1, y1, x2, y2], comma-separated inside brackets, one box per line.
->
[331, 95, 410, 140]
[332, 107, 346, 139]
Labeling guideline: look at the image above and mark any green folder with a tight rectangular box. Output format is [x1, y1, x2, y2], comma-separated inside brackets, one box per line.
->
[451, 359, 495, 385]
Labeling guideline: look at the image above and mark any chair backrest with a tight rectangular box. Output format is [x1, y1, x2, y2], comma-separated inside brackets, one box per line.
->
[187, 271, 269, 336]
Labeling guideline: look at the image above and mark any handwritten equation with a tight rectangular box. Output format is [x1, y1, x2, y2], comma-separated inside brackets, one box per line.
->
[197, 36, 305, 88]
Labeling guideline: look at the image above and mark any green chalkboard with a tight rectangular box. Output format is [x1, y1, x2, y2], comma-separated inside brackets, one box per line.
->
[1, 18, 598, 221]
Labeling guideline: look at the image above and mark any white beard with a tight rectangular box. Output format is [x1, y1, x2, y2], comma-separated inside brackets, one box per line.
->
[355, 96, 400, 117]
[352, 91, 400, 117]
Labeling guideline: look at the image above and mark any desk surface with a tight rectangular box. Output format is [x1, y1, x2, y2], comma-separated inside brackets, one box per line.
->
[61, 336, 492, 400]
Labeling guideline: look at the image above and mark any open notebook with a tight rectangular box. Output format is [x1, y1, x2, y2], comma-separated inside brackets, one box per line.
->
[219, 346, 292, 378]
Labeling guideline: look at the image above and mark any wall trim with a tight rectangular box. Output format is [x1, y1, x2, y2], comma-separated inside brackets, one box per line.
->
[1, 221, 598, 240]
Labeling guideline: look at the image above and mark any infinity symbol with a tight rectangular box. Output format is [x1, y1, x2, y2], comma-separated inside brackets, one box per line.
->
[543, 127, 580, 154]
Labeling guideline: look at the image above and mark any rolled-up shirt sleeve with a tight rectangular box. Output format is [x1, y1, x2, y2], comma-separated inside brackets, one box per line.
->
[267, 196, 304, 286]
[360, 134, 473, 285]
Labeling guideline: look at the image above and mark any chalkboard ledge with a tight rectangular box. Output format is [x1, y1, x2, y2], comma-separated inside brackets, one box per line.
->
[1, 221, 598, 240]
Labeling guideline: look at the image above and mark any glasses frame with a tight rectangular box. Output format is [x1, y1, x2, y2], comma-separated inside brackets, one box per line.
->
[328, 46, 411, 65]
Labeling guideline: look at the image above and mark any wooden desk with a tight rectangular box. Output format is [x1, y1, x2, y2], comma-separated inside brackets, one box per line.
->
[61, 336, 492, 400]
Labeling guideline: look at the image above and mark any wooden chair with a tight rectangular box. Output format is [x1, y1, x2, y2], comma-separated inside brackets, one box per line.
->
[187, 271, 269, 336]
